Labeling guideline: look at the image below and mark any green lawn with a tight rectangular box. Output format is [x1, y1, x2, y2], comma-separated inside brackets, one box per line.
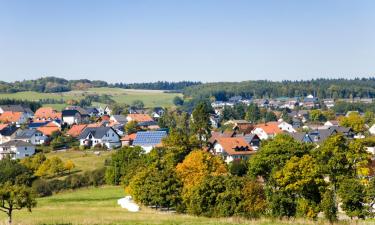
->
[45, 150, 113, 175]
[0, 87, 181, 108]
[0, 186, 373, 225]
[2, 186, 367, 225]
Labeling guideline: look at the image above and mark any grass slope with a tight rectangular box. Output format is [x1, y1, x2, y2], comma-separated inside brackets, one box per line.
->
[1, 186, 373, 225]
[0, 87, 181, 109]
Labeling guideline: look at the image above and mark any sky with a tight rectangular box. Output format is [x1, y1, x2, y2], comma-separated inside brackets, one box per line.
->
[0, 0, 375, 83]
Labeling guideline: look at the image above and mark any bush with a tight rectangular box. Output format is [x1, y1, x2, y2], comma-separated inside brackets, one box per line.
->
[32, 179, 52, 197]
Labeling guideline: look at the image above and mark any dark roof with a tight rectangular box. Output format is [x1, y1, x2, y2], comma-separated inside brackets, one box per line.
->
[0, 126, 18, 136]
[78, 127, 118, 139]
[133, 131, 167, 147]
[62, 110, 80, 117]
[328, 126, 352, 133]
[111, 115, 127, 123]
[15, 129, 41, 139]
[85, 107, 99, 114]
[28, 121, 50, 129]
[66, 106, 89, 115]
[137, 121, 158, 127]
[289, 132, 313, 143]
[309, 129, 337, 143]
[242, 134, 260, 143]
[0, 105, 33, 114]
[0, 140, 34, 147]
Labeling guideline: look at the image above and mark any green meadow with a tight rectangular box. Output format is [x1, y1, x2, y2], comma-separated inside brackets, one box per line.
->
[0, 186, 372, 225]
[0, 87, 182, 109]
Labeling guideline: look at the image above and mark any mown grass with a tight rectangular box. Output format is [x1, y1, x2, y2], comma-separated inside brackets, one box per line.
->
[0, 87, 181, 108]
[0, 186, 373, 225]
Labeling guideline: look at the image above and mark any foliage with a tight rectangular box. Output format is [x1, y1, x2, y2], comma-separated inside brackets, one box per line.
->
[64, 160, 75, 174]
[339, 112, 365, 133]
[0, 158, 33, 186]
[0, 182, 36, 224]
[338, 178, 366, 219]
[125, 120, 138, 134]
[173, 96, 184, 106]
[35, 157, 65, 178]
[229, 159, 248, 176]
[320, 189, 337, 223]
[191, 102, 212, 148]
[105, 146, 146, 185]
[130, 100, 144, 109]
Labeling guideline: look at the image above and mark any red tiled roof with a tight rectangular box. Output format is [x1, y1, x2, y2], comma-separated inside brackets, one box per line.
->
[216, 137, 255, 155]
[0, 124, 9, 131]
[67, 124, 87, 137]
[254, 122, 282, 135]
[37, 122, 60, 136]
[0, 112, 23, 123]
[127, 114, 153, 123]
[34, 107, 61, 120]
[121, 133, 137, 141]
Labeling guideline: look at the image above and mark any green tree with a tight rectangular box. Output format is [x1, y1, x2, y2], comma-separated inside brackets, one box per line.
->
[191, 102, 212, 148]
[320, 189, 337, 223]
[339, 112, 365, 133]
[131, 100, 144, 109]
[0, 182, 36, 224]
[309, 109, 326, 123]
[245, 103, 260, 123]
[248, 134, 313, 181]
[173, 96, 184, 106]
[125, 120, 138, 134]
[338, 178, 366, 219]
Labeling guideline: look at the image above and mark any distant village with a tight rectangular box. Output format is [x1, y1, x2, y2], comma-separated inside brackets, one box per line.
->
[0, 94, 374, 165]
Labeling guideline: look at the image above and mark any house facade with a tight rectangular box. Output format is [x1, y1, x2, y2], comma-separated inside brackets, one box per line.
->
[62, 110, 82, 125]
[14, 129, 48, 145]
[0, 140, 35, 160]
[211, 137, 255, 163]
[78, 127, 121, 149]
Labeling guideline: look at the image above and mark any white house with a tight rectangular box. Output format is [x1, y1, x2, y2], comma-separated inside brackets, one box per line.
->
[369, 124, 375, 136]
[78, 127, 121, 149]
[211, 137, 255, 163]
[0, 140, 35, 160]
[14, 129, 48, 145]
[252, 122, 284, 140]
[324, 120, 339, 127]
[0, 125, 18, 144]
[62, 110, 82, 126]
[278, 121, 297, 133]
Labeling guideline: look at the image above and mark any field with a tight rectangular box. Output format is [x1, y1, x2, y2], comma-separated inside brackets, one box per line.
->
[45, 150, 113, 176]
[2, 186, 372, 225]
[0, 87, 182, 109]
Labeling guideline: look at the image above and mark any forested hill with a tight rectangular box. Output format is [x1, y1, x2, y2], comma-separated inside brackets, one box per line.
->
[183, 78, 375, 100]
[0, 77, 201, 93]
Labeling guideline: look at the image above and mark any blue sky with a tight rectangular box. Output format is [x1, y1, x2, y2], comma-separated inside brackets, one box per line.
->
[0, 0, 374, 83]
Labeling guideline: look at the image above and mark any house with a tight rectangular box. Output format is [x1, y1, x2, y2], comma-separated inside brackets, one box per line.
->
[324, 120, 339, 127]
[151, 107, 165, 120]
[239, 134, 261, 150]
[369, 124, 375, 135]
[303, 95, 319, 108]
[209, 114, 220, 129]
[210, 137, 255, 163]
[132, 130, 167, 153]
[85, 107, 100, 117]
[288, 132, 314, 143]
[126, 114, 154, 123]
[65, 106, 90, 122]
[328, 126, 354, 139]
[62, 110, 82, 125]
[224, 120, 253, 134]
[252, 122, 284, 140]
[323, 99, 335, 109]
[14, 129, 48, 145]
[34, 107, 62, 121]
[0, 111, 28, 125]
[308, 129, 337, 143]
[37, 121, 61, 136]
[78, 127, 121, 149]
[0, 140, 35, 160]
[278, 121, 296, 133]
[67, 124, 88, 138]
[110, 115, 127, 125]
[0, 105, 34, 118]
[121, 133, 137, 146]
[0, 124, 18, 144]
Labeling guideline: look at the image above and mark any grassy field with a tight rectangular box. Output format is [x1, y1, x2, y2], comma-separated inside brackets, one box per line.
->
[0, 87, 182, 109]
[2, 186, 371, 225]
[45, 150, 113, 175]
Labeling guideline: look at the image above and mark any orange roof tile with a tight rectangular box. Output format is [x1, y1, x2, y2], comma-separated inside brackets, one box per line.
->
[0, 124, 9, 131]
[0, 112, 23, 123]
[67, 124, 87, 137]
[34, 107, 61, 120]
[87, 123, 103, 128]
[121, 133, 137, 141]
[254, 122, 283, 135]
[216, 137, 255, 155]
[37, 126, 60, 136]
[127, 114, 153, 123]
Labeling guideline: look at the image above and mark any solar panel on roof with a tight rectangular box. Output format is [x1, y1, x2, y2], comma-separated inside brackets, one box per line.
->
[133, 131, 167, 146]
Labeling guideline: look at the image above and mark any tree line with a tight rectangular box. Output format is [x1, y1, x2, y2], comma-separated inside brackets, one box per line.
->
[183, 78, 375, 100]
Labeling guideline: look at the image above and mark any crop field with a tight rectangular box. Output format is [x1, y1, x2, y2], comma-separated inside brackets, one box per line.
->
[0, 87, 182, 109]
[0, 186, 373, 225]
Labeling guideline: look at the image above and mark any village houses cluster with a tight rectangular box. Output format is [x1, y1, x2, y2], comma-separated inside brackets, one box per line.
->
[0, 94, 375, 165]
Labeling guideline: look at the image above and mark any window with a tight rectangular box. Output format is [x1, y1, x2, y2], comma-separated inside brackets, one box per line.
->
[25, 147, 27, 150]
